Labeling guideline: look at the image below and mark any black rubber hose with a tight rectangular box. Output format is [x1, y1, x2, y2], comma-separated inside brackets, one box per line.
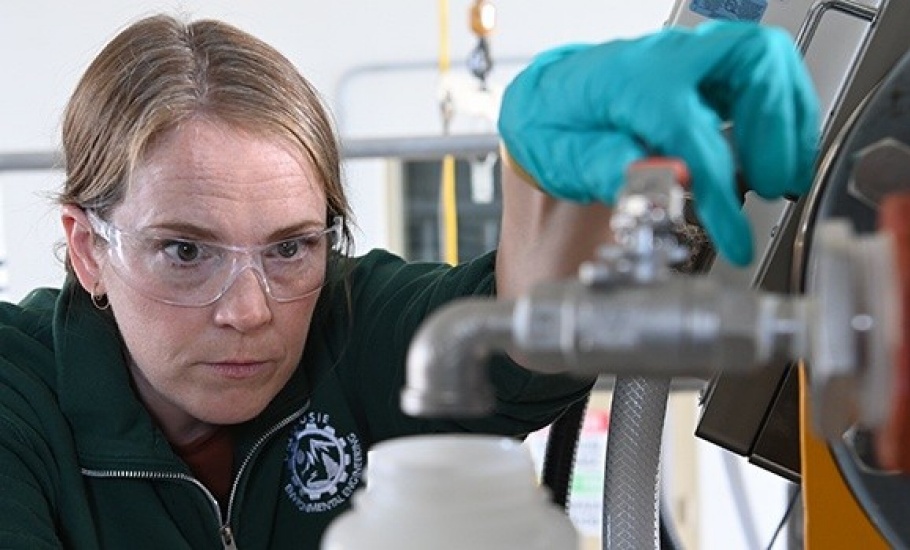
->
[541, 393, 590, 509]
[660, 495, 683, 550]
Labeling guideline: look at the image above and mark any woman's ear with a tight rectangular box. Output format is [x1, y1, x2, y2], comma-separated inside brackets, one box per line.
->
[61, 204, 104, 294]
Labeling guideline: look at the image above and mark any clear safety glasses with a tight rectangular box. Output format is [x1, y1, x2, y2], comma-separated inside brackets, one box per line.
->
[86, 210, 341, 307]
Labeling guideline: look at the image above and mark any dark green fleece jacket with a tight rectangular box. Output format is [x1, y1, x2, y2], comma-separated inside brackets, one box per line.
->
[0, 249, 590, 549]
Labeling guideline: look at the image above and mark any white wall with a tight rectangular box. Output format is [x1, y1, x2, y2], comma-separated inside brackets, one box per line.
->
[0, 2, 797, 548]
[0, 0, 673, 301]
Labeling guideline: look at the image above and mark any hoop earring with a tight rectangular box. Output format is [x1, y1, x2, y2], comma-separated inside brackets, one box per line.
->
[91, 281, 110, 310]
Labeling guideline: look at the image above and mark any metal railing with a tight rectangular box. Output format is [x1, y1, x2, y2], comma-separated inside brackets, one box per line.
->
[0, 133, 502, 174]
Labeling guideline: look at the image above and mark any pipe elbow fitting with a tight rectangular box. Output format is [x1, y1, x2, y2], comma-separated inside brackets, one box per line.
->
[401, 298, 515, 418]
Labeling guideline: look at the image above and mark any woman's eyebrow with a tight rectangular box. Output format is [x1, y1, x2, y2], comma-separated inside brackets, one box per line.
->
[143, 222, 220, 241]
[143, 220, 326, 243]
[265, 220, 327, 242]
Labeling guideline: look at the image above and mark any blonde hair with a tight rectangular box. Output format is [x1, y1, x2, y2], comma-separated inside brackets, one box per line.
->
[58, 14, 352, 253]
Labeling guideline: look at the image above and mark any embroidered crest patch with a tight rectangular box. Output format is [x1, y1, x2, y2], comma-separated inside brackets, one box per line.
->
[284, 411, 364, 513]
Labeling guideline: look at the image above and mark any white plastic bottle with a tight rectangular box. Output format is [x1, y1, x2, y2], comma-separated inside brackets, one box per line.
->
[321, 433, 579, 550]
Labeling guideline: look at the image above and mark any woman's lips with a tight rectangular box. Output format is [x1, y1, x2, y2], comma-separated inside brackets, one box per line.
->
[206, 361, 270, 379]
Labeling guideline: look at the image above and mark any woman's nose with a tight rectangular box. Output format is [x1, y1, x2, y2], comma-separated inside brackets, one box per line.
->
[212, 264, 273, 330]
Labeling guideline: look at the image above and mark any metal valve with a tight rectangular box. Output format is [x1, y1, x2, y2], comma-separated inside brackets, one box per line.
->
[581, 158, 691, 288]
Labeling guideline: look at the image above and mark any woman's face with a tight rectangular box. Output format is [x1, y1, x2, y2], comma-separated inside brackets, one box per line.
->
[95, 118, 328, 444]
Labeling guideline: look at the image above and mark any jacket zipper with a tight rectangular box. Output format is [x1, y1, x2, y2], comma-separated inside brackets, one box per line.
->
[220, 525, 238, 550]
[81, 401, 310, 550]
[224, 401, 309, 522]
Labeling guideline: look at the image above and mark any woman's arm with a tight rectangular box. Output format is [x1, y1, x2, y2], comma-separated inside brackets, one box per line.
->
[495, 164, 615, 300]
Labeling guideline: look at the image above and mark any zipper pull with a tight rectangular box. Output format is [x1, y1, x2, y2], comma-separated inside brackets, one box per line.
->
[220, 525, 239, 550]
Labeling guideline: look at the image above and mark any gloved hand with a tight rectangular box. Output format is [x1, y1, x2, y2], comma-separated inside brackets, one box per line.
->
[498, 20, 820, 266]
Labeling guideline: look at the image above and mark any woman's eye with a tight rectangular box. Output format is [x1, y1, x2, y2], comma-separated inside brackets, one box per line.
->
[275, 240, 300, 259]
[270, 234, 322, 260]
[163, 241, 202, 263]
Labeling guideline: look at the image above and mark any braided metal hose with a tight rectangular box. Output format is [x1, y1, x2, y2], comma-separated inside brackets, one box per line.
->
[603, 376, 670, 549]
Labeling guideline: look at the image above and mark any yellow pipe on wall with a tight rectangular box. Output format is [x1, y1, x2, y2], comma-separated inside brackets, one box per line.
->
[438, 0, 459, 265]
[438, 0, 451, 73]
[441, 156, 459, 265]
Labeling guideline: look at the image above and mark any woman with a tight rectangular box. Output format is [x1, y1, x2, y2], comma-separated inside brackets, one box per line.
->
[0, 13, 817, 549]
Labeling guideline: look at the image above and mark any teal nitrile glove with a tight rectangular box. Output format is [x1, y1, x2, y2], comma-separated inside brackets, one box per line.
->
[498, 21, 820, 266]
